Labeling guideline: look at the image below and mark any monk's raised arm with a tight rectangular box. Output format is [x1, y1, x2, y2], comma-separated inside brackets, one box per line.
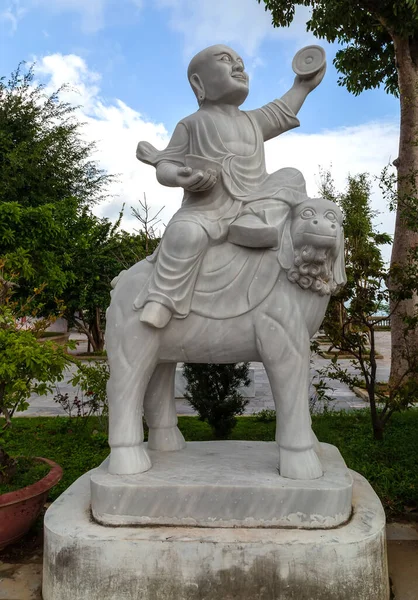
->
[251, 65, 326, 142]
[280, 66, 325, 117]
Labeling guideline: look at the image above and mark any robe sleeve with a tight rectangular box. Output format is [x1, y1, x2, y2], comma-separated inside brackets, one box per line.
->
[249, 99, 300, 142]
[136, 122, 190, 167]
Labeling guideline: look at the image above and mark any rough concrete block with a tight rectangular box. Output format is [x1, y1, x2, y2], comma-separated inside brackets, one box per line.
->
[43, 468, 389, 600]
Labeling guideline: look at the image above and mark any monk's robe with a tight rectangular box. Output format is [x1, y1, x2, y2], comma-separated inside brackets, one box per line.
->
[135, 99, 308, 318]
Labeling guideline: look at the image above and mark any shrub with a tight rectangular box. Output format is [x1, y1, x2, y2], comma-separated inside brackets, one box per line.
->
[183, 363, 250, 438]
[54, 360, 110, 431]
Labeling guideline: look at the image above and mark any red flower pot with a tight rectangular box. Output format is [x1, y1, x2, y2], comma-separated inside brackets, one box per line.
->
[0, 457, 63, 550]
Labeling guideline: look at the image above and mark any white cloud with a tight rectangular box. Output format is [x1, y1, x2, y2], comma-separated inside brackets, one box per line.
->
[156, 0, 314, 58]
[35, 53, 399, 261]
[35, 54, 101, 112]
[35, 54, 182, 232]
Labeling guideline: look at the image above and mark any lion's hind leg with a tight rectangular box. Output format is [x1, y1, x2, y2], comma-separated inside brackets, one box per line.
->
[144, 363, 186, 452]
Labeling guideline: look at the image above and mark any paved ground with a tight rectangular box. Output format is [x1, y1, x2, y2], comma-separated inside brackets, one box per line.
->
[22, 331, 391, 417]
[0, 522, 417, 599]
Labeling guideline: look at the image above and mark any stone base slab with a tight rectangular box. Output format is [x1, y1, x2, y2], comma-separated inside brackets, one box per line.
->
[91, 442, 353, 528]
[43, 469, 389, 600]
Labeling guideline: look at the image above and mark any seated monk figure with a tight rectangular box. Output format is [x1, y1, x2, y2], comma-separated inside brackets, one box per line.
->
[135, 44, 326, 328]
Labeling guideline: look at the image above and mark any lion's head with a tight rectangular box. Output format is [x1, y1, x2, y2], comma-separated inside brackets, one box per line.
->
[278, 198, 346, 295]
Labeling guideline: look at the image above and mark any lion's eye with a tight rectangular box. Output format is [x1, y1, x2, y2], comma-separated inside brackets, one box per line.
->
[325, 211, 337, 222]
[301, 208, 315, 219]
[221, 54, 232, 62]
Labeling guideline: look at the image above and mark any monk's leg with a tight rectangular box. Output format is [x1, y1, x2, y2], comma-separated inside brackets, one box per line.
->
[140, 221, 208, 328]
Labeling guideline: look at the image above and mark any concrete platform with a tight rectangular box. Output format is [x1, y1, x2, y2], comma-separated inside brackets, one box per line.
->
[43, 467, 389, 600]
[91, 441, 353, 528]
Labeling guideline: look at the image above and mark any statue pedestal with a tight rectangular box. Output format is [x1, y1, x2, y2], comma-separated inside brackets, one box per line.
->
[43, 443, 389, 600]
[90, 442, 352, 528]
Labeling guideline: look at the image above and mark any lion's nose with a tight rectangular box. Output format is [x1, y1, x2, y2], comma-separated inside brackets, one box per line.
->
[313, 220, 318, 225]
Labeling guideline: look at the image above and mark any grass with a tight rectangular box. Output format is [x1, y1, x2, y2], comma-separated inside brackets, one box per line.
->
[1, 410, 417, 519]
[0, 457, 50, 495]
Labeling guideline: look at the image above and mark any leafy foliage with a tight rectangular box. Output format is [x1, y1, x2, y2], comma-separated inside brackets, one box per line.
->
[183, 363, 250, 438]
[63, 207, 156, 352]
[0, 266, 71, 427]
[0, 262, 72, 479]
[0, 64, 111, 308]
[54, 360, 110, 431]
[257, 0, 418, 96]
[318, 172, 418, 439]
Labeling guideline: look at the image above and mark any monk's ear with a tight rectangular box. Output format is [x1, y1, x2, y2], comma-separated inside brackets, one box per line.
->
[333, 229, 347, 286]
[189, 73, 205, 104]
[277, 219, 294, 270]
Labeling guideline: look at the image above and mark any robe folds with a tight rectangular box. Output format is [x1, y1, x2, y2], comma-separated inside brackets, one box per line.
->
[135, 99, 309, 318]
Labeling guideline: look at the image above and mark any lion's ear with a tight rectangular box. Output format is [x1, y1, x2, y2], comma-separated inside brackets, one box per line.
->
[278, 220, 294, 269]
[333, 230, 346, 286]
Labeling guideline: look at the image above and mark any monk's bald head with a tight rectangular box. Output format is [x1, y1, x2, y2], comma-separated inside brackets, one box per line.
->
[187, 44, 249, 107]
[187, 45, 235, 82]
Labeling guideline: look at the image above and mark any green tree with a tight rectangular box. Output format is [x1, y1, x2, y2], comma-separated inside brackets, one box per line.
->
[257, 0, 418, 386]
[64, 209, 157, 352]
[0, 263, 71, 482]
[319, 172, 417, 440]
[183, 363, 250, 438]
[0, 63, 110, 310]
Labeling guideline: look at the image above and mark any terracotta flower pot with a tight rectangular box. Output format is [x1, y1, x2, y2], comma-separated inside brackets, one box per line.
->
[0, 457, 63, 550]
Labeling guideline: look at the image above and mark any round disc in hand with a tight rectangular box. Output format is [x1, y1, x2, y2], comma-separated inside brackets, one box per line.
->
[292, 45, 326, 79]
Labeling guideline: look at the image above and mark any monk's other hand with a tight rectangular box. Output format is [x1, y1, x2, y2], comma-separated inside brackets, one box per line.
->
[175, 166, 217, 192]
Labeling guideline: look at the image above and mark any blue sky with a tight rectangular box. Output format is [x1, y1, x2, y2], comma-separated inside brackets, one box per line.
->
[0, 0, 400, 246]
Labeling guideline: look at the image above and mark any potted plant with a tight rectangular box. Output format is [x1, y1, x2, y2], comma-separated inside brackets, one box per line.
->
[0, 266, 70, 549]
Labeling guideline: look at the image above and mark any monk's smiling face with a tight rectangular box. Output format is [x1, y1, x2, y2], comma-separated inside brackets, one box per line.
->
[188, 44, 249, 107]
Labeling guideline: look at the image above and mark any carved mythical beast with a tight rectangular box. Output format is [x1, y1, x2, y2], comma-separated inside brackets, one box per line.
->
[105, 197, 345, 481]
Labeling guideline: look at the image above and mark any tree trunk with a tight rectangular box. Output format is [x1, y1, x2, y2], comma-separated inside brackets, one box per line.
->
[90, 307, 105, 353]
[389, 36, 418, 387]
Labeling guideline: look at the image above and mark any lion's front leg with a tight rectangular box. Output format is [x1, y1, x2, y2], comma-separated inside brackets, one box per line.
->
[106, 297, 160, 475]
[256, 312, 323, 480]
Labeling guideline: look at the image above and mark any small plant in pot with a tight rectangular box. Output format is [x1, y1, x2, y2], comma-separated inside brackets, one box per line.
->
[0, 266, 71, 549]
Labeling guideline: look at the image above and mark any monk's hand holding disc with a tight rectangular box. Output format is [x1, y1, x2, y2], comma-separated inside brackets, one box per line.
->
[176, 166, 217, 192]
[292, 45, 326, 92]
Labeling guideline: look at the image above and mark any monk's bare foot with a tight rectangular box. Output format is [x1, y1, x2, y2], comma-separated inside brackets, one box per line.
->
[140, 302, 172, 328]
[228, 215, 278, 248]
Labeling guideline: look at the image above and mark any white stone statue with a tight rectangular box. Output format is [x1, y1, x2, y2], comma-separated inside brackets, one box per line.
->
[43, 47, 389, 600]
[105, 44, 346, 481]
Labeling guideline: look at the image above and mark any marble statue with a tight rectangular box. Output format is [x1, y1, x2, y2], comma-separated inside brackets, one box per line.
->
[105, 44, 346, 481]
[43, 47, 390, 600]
